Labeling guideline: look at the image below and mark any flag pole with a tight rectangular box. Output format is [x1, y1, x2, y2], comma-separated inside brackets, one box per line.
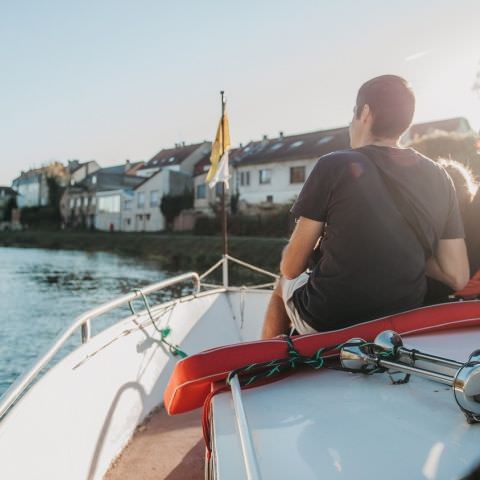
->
[220, 90, 228, 256]
[220, 91, 229, 287]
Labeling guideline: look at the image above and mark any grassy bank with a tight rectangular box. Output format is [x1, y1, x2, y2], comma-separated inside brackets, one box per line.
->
[0, 230, 286, 277]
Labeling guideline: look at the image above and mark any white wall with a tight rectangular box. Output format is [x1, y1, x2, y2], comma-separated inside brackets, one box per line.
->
[236, 158, 316, 205]
[95, 190, 128, 231]
[193, 172, 219, 213]
[123, 171, 169, 232]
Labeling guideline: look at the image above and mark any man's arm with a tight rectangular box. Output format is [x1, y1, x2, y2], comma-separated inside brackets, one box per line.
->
[426, 238, 470, 291]
[280, 217, 324, 279]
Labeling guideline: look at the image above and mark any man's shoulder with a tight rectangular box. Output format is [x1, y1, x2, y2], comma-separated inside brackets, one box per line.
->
[409, 148, 450, 181]
[315, 149, 366, 168]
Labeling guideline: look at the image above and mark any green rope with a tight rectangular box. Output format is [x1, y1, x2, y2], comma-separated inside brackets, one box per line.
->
[227, 337, 395, 388]
[132, 289, 188, 358]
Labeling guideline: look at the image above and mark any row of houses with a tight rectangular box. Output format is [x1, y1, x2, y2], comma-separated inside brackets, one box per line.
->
[3, 117, 473, 232]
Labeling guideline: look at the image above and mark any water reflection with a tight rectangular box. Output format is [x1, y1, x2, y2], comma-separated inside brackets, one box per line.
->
[0, 247, 182, 397]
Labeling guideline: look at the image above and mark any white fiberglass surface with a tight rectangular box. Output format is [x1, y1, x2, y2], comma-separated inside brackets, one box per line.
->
[0, 289, 270, 480]
[212, 327, 480, 480]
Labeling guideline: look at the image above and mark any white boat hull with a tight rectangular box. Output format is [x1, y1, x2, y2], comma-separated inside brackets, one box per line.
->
[0, 289, 270, 480]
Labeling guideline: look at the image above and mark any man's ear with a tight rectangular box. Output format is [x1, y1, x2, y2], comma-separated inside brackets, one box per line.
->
[360, 104, 371, 123]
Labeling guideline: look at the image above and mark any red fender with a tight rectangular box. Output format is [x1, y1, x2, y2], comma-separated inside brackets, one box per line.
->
[164, 301, 480, 415]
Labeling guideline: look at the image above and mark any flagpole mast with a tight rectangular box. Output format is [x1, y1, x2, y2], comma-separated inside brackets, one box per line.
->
[220, 90, 228, 256]
[220, 90, 229, 287]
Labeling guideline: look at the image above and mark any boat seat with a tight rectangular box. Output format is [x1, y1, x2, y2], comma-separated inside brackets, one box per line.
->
[164, 301, 480, 415]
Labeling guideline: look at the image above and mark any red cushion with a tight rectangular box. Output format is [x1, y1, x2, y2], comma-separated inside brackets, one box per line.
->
[455, 270, 480, 297]
[164, 301, 480, 415]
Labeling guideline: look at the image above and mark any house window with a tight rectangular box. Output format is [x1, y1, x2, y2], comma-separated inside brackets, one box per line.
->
[150, 190, 159, 207]
[290, 166, 306, 184]
[240, 171, 250, 186]
[125, 218, 131, 225]
[259, 169, 271, 185]
[91, 196, 96, 206]
[124, 199, 132, 210]
[69, 198, 74, 208]
[196, 184, 206, 199]
[137, 192, 145, 208]
[83, 196, 88, 207]
[98, 195, 120, 213]
[266, 195, 273, 203]
[215, 183, 223, 197]
[146, 213, 151, 221]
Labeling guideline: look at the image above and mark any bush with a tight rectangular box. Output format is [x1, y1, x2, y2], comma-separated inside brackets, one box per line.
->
[194, 204, 294, 238]
[21, 207, 61, 229]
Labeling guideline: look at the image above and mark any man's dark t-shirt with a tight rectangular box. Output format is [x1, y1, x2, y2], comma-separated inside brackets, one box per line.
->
[291, 146, 464, 331]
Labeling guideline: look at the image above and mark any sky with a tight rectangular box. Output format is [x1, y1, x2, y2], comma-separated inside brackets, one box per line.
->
[1, 0, 479, 185]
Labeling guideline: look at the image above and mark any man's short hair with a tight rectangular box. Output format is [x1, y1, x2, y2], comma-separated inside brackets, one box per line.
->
[356, 75, 415, 138]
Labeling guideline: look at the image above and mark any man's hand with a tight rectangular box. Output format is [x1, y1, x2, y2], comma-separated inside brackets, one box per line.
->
[426, 238, 470, 291]
[280, 217, 324, 279]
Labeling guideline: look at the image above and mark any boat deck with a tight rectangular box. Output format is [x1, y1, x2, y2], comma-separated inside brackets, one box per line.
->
[105, 407, 204, 480]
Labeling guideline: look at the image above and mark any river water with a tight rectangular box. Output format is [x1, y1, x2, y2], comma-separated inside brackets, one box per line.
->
[0, 247, 175, 398]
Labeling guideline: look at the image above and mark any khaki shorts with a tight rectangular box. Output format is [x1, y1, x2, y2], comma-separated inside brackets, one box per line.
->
[281, 273, 317, 335]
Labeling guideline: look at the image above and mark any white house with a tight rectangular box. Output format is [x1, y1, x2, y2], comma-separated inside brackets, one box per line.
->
[233, 128, 350, 207]
[95, 189, 136, 232]
[68, 160, 100, 185]
[12, 162, 69, 208]
[192, 150, 224, 214]
[122, 169, 192, 232]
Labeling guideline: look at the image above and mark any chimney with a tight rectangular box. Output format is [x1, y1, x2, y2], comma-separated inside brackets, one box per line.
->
[239, 142, 243, 148]
[279, 131, 284, 139]
[262, 134, 268, 142]
[182, 141, 186, 147]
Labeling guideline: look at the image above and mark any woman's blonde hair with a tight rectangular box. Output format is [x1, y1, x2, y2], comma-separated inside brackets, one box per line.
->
[438, 158, 479, 205]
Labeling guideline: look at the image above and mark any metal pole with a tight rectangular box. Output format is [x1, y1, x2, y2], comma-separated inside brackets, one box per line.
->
[230, 375, 262, 480]
[220, 91, 229, 288]
[220, 91, 228, 257]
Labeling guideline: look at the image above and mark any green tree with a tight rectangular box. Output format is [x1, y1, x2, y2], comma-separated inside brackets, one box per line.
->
[409, 131, 480, 177]
[3, 196, 17, 222]
[160, 189, 194, 230]
[46, 175, 63, 225]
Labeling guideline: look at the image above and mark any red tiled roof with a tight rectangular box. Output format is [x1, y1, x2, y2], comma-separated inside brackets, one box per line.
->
[141, 143, 204, 170]
[234, 127, 350, 167]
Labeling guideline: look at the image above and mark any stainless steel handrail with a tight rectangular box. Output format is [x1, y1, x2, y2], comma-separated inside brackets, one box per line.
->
[199, 255, 279, 291]
[0, 272, 200, 420]
[230, 374, 262, 480]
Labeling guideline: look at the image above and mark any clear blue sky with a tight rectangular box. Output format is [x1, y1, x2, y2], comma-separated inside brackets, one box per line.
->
[1, 0, 479, 184]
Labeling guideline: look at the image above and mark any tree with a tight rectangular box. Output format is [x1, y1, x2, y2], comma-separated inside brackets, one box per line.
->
[46, 175, 63, 225]
[230, 190, 240, 214]
[409, 131, 480, 178]
[3, 196, 17, 222]
[160, 189, 194, 230]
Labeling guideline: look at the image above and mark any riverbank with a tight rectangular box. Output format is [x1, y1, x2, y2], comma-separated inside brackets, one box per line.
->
[0, 230, 286, 275]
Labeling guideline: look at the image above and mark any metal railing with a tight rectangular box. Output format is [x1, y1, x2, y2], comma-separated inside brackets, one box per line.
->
[199, 254, 279, 289]
[230, 374, 262, 480]
[0, 272, 200, 420]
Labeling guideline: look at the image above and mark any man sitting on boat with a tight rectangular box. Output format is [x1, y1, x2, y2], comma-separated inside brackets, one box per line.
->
[262, 75, 470, 338]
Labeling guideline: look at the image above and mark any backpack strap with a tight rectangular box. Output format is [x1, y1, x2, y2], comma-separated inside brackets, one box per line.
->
[355, 145, 434, 258]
